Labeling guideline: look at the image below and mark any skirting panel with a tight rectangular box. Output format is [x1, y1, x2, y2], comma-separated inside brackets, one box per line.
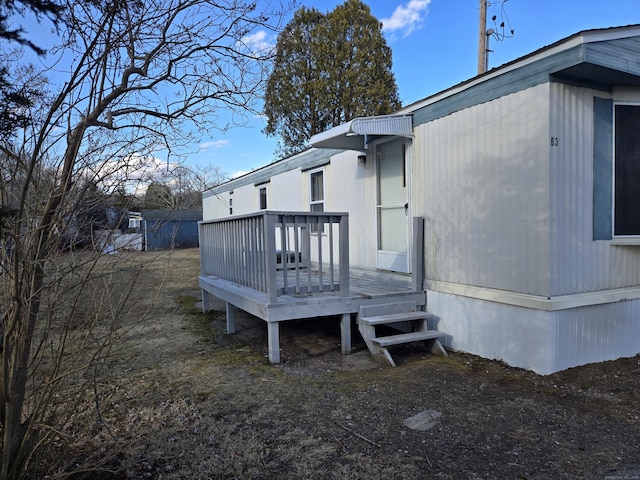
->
[427, 290, 640, 375]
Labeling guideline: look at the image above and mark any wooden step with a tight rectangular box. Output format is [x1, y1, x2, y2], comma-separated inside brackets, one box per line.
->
[359, 311, 434, 326]
[371, 330, 445, 348]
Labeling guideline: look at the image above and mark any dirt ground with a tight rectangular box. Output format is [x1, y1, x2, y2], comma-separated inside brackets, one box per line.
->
[47, 248, 640, 480]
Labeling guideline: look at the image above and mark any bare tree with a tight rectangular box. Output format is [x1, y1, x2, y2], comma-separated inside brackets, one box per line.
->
[152, 164, 228, 210]
[0, 0, 288, 477]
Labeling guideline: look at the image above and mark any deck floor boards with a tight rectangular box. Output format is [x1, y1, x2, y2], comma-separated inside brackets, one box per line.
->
[200, 267, 422, 323]
[277, 267, 413, 296]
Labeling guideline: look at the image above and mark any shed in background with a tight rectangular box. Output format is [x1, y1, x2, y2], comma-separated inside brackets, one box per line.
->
[141, 210, 202, 251]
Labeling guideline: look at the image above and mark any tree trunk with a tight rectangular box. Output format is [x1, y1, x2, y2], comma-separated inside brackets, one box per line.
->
[1, 264, 42, 479]
[0, 121, 82, 477]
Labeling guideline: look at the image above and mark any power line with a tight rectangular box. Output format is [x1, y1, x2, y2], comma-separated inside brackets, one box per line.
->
[478, 0, 515, 74]
[487, 0, 515, 42]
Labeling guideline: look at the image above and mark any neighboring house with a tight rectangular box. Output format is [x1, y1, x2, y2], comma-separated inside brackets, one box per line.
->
[59, 205, 128, 251]
[142, 210, 202, 251]
[201, 25, 640, 374]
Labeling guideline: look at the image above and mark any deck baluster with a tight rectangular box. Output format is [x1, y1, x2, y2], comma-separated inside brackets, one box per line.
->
[293, 217, 301, 294]
[328, 218, 335, 291]
[279, 219, 288, 294]
[317, 215, 323, 292]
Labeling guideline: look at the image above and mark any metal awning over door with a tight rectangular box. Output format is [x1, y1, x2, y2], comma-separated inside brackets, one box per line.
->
[309, 115, 413, 151]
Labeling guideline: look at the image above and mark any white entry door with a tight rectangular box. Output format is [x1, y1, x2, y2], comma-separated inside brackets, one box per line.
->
[376, 138, 410, 273]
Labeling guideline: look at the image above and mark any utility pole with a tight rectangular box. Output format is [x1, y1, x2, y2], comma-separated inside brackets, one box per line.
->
[478, 0, 515, 74]
[478, 0, 487, 75]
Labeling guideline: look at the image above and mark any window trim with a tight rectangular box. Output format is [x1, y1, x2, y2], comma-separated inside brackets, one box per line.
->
[259, 186, 267, 210]
[309, 167, 325, 234]
[593, 97, 613, 241]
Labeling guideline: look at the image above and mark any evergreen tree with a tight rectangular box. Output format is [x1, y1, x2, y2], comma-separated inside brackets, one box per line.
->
[0, 0, 62, 54]
[145, 182, 173, 210]
[0, 0, 63, 139]
[264, 0, 401, 158]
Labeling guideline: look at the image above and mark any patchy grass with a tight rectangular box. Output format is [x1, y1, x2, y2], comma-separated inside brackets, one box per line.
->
[176, 293, 198, 311]
[36, 249, 640, 480]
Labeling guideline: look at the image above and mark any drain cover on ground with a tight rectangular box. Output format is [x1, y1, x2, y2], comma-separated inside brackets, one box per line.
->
[403, 409, 442, 431]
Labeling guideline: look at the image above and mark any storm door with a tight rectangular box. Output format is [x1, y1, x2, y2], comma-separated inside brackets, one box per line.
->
[376, 138, 410, 272]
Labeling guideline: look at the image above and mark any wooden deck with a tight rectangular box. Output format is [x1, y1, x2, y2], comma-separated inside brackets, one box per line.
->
[199, 267, 426, 363]
[199, 212, 427, 363]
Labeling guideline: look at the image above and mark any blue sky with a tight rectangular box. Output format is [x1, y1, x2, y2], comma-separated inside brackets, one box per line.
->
[18, 0, 640, 179]
[200, 0, 640, 178]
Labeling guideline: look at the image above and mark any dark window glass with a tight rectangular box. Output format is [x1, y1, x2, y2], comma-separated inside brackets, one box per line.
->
[259, 187, 267, 210]
[614, 105, 640, 235]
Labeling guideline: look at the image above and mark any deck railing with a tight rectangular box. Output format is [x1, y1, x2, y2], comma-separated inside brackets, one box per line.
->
[199, 211, 349, 303]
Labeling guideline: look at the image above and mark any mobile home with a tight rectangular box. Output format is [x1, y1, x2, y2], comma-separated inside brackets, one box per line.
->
[200, 25, 640, 374]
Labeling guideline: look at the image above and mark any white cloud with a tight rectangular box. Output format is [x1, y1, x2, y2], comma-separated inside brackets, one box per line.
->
[199, 140, 230, 151]
[381, 0, 431, 38]
[231, 170, 250, 179]
[241, 30, 274, 55]
[93, 153, 181, 196]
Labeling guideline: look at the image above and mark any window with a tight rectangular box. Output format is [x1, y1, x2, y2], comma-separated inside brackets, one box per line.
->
[229, 197, 233, 216]
[614, 104, 640, 236]
[128, 212, 141, 229]
[259, 187, 267, 210]
[309, 169, 324, 233]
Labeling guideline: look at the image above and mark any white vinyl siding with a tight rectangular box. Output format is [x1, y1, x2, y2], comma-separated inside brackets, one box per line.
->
[415, 84, 551, 296]
[551, 85, 640, 295]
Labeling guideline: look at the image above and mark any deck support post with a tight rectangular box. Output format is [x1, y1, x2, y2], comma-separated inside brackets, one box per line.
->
[225, 302, 236, 334]
[340, 313, 352, 355]
[267, 321, 280, 363]
[201, 289, 210, 313]
[339, 215, 350, 296]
